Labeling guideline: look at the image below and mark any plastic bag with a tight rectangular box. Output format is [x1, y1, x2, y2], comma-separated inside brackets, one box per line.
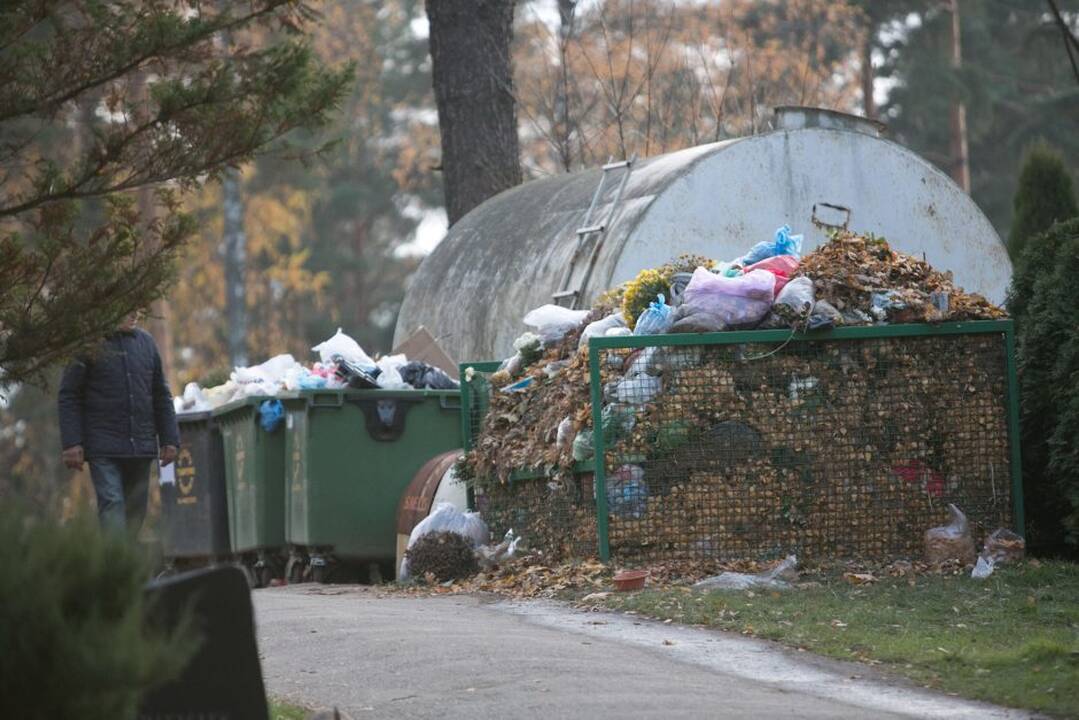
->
[668, 272, 695, 306]
[734, 225, 803, 268]
[523, 304, 589, 344]
[400, 502, 490, 580]
[579, 312, 627, 348]
[178, 382, 210, 413]
[556, 417, 574, 453]
[513, 332, 544, 364]
[571, 429, 594, 461]
[772, 276, 814, 323]
[605, 327, 632, 338]
[258, 399, 284, 432]
[971, 555, 995, 580]
[668, 303, 727, 334]
[694, 555, 798, 591]
[375, 354, 410, 390]
[601, 404, 637, 444]
[870, 291, 907, 322]
[607, 465, 648, 519]
[476, 529, 521, 570]
[633, 295, 674, 336]
[924, 504, 976, 565]
[231, 354, 301, 392]
[312, 329, 376, 370]
[625, 346, 660, 377]
[807, 299, 843, 330]
[616, 375, 661, 405]
[744, 254, 800, 294]
[682, 267, 774, 328]
[983, 528, 1025, 563]
[400, 361, 458, 390]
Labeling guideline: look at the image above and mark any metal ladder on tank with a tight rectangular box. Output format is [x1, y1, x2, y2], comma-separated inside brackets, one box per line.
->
[552, 155, 636, 309]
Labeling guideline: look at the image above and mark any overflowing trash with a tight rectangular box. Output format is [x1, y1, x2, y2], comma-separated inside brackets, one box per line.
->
[462, 226, 1011, 565]
[174, 328, 460, 415]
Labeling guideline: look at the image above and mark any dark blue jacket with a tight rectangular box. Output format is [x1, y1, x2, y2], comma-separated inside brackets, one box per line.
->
[57, 329, 180, 459]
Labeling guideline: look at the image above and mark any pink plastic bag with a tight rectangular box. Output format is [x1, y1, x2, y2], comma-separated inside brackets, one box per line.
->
[682, 267, 775, 327]
[745, 255, 800, 295]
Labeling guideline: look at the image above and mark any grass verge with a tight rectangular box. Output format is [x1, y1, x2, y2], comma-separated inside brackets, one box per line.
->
[269, 699, 309, 720]
[591, 561, 1079, 718]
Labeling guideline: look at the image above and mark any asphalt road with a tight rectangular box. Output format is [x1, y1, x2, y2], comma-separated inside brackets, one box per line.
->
[254, 586, 1032, 720]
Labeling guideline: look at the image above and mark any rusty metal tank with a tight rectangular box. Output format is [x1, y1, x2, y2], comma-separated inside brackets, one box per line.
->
[394, 106, 1011, 363]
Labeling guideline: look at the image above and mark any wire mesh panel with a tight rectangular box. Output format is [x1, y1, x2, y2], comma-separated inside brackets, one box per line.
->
[474, 471, 598, 561]
[459, 362, 501, 452]
[589, 323, 1018, 564]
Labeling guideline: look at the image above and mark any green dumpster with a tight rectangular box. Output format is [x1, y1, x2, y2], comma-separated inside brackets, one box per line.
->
[281, 388, 461, 582]
[214, 397, 287, 588]
[162, 412, 230, 563]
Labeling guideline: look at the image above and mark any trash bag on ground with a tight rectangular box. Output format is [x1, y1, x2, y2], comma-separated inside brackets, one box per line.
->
[924, 504, 976, 564]
[312, 328, 376, 370]
[523, 304, 590, 344]
[607, 465, 648, 519]
[983, 528, 1025, 563]
[400, 361, 459, 390]
[971, 555, 995, 580]
[580, 312, 627, 348]
[476, 529, 521, 570]
[682, 267, 774, 328]
[633, 295, 674, 336]
[400, 502, 490, 580]
[733, 225, 803, 268]
[258, 399, 284, 432]
[694, 555, 799, 591]
[744, 254, 800, 294]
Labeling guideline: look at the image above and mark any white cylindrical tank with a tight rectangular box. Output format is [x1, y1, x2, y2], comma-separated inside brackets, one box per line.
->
[395, 107, 1011, 363]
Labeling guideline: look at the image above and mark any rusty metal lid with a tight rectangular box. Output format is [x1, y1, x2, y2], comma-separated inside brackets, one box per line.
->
[396, 449, 462, 535]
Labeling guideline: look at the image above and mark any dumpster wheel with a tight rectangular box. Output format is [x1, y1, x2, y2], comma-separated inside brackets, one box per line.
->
[285, 555, 306, 584]
[257, 564, 274, 589]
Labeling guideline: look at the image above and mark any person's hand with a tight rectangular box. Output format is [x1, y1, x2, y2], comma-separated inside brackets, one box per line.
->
[159, 445, 178, 466]
[62, 445, 85, 471]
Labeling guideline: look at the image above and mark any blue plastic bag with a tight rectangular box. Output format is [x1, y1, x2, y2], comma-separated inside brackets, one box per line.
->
[259, 399, 284, 432]
[633, 294, 674, 335]
[737, 225, 803, 267]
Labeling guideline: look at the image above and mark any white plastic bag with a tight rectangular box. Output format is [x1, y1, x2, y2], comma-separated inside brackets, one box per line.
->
[616, 375, 661, 404]
[476, 529, 521, 570]
[178, 382, 210, 413]
[400, 502, 490, 580]
[773, 276, 814, 319]
[682, 267, 775, 327]
[579, 312, 626, 348]
[971, 555, 995, 580]
[312, 328, 376, 370]
[523, 304, 589, 344]
[694, 555, 798, 591]
[375, 354, 410, 390]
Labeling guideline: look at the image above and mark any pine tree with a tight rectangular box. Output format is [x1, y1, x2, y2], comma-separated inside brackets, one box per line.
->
[0, 1, 353, 386]
[1008, 141, 1078, 262]
[1014, 218, 1079, 553]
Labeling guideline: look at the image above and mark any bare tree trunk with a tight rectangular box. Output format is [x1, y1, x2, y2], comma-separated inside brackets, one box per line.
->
[948, 0, 970, 193]
[223, 167, 248, 367]
[556, 0, 577, 172]
[861, 35, 876, 119]
[425, 0, 522, 226]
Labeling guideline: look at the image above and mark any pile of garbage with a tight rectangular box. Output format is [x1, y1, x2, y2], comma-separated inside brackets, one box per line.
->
[174, 328, 458, 415]
[463, 228, 1006, 485]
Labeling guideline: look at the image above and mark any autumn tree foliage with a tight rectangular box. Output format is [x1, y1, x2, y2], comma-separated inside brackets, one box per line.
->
[512, 0, 866, 175]
[0, 1, 352, 387]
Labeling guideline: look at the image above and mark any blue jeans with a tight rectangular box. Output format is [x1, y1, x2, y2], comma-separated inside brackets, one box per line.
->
[89, 457, 153, 535]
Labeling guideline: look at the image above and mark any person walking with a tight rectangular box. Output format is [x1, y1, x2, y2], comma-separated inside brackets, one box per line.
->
[58, 312, 179, 535]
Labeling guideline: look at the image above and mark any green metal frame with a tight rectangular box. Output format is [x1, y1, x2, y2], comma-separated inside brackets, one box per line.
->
[459, 361, 502, 452]
[587, 320, 1023, 560]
